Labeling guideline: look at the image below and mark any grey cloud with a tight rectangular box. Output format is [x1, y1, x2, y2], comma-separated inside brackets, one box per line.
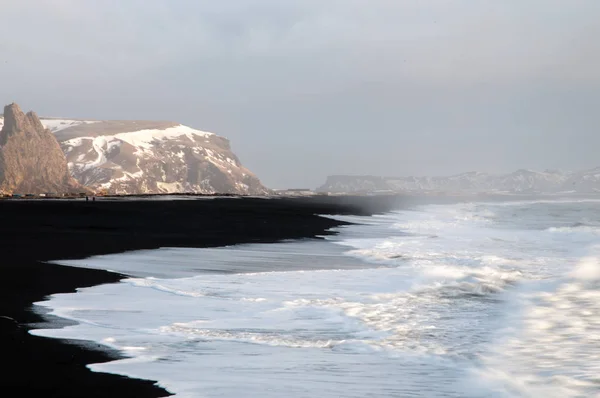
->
[1, 0, 599, 188]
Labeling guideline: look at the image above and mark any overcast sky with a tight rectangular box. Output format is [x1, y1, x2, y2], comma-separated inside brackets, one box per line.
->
[1, 1, 599, 188]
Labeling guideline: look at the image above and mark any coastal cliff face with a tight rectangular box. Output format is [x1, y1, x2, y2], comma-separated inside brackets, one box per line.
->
[0, 104, 82, 194]
[49, 119, 268, 195]
[54, 120, 268, 195]
[0, 111, 269, 195]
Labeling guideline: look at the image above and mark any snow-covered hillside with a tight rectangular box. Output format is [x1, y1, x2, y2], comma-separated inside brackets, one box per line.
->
[318, 169, 600, 194]
[58, 120, 267, 195]
[0, 116, 268, 195]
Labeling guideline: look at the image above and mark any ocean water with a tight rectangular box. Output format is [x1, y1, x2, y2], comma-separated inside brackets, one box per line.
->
[31, 198, 600, 397]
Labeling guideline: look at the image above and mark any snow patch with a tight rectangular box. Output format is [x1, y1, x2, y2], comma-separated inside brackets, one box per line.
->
[41, 119, 99, 133]
[65, 136, 122, 172]
[113, 125, 213, 151]
[63, 137, 89, 148]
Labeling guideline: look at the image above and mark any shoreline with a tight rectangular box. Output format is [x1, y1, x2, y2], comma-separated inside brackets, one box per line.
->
[0, 195, 402, 397]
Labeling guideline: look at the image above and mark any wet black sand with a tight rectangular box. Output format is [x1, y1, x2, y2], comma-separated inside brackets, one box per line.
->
[0, 195, 404, 397]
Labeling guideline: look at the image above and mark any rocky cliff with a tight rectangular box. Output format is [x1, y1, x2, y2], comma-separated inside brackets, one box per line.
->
[41, 118, 268, 195]
[0, 104, 82, 194]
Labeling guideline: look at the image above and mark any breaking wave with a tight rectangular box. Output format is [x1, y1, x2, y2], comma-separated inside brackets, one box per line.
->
[30, 198, 600, 397]
[478, 249, 600, 397]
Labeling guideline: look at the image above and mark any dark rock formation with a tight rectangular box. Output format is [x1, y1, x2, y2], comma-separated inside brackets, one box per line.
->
[0, 103, 83, 194]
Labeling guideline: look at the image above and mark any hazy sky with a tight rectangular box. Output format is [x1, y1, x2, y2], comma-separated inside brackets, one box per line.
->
[1, 1, 599, 188]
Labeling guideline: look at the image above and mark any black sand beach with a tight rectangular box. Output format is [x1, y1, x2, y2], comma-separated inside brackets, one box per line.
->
[0, 195, 403, 397]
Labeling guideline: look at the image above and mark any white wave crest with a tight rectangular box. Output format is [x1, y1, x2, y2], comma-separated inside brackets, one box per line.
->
[479, 253, 600, 397]
[547, 225, 600, 234]
[126, 278, 207, 297]
[571, 253, 600, 281]
[161, 323, 344, 349]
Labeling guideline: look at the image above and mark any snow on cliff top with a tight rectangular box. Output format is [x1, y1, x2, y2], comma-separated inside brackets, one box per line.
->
[61, 124, 215, 151]
[41, 119, 100, 133]
[1, 116, 214, 142]
[112, 125, 214, 149]
[0, 116, 98, 133]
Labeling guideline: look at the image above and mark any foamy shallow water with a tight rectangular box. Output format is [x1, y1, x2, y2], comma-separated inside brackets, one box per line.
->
[31, 199, 600, 397]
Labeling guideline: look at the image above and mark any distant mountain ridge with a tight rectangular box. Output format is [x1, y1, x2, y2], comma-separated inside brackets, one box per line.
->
[318, 168, 600, 194]
[1, 113, 268, 195]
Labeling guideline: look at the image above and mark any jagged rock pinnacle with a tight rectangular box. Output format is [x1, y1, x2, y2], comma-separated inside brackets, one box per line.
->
[0, 102, 84, 194]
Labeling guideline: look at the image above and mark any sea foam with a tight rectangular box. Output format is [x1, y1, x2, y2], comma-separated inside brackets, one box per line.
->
[31, 199, 600, 397]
